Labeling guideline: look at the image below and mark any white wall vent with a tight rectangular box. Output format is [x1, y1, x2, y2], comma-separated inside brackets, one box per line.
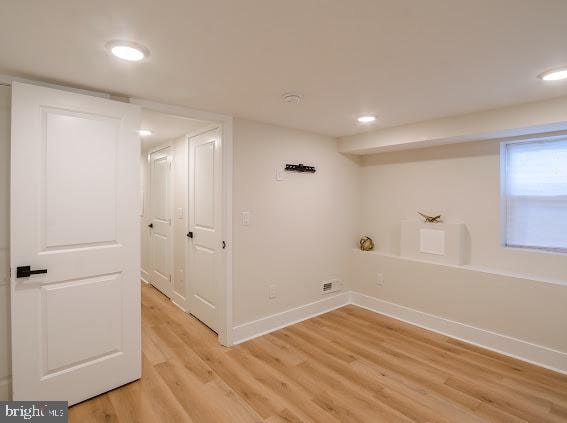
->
[321, 279, 342, 294]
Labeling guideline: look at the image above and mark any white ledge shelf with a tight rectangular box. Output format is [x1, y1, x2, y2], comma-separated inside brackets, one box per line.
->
[352, 249, 567, 287]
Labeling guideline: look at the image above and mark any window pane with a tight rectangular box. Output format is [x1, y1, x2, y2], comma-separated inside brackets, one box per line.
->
[505, 139, 567, 250]
[507, 140, 567, 196]
[507, 197, 567, 249]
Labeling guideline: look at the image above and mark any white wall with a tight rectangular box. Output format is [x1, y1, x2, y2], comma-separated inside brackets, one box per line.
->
[353, 140, 567, 353]
[0, 85, 11, 399]
[232, 118, 360, 326]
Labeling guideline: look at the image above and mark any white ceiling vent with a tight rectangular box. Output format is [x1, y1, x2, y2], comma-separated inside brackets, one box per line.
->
[321, 279, 342, 294]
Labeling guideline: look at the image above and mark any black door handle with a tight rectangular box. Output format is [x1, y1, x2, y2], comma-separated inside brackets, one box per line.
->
[17, 266, 47, 278]
[187, 231, 193, 238]
[148, 223, 153, 228]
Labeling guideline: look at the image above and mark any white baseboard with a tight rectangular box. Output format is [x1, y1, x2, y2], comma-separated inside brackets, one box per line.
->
[172, 291, 187, 312]
[232, 292, 350, 345]
[350, 291, 567, 375]
[230, 290, 567, 374]
[0, 376, 11, 400]
[141, 269, 150, 284]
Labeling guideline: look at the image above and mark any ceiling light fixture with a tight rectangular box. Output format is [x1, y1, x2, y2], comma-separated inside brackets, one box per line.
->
[357, 115, 377, 123]
[538, 66, 567, 81]
[106, 40, 149, 62]
[138, 129, 153, 137]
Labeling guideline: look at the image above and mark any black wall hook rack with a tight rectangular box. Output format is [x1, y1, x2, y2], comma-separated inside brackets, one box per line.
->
[285, 163, 316, 173]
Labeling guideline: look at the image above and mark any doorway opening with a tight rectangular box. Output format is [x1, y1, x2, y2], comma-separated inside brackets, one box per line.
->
[138, 106, 232, 345]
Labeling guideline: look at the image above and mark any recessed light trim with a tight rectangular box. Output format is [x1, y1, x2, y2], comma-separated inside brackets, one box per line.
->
[138, 129, 153, 137]
[538, 66, 567, 81]
[357, 115, 377, 123]
[106, 40, 149, 62]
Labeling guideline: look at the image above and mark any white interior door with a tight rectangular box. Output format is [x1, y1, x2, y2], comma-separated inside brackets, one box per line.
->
[149, 147, 172, 298]
[10, 82, 141, 405]
[187, 128, 222, 332]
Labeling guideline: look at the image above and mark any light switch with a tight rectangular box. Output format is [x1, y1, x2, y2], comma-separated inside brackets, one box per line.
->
[241, 211, 250, 226]
[176, 207, 184, 219]
[276, 167, 286, 181]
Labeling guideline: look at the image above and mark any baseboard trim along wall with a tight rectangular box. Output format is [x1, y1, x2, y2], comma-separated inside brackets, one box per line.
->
[350, 291, 567, 375]
[232, 292, 350, 345]
[171, 291, 187, 312]
[231, 290, 567, 374]
[141, 268, 151, 284]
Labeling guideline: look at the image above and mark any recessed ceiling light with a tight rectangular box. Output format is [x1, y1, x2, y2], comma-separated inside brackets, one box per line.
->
[106, 40, 149, 62]
[138, 129, 153, 137]
[538, 66, 567, 81]
[357, 115, 377, 123]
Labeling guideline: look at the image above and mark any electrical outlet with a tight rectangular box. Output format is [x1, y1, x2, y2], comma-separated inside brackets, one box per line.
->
[376, 273, 384, 286]
[269, 284, 277, 299]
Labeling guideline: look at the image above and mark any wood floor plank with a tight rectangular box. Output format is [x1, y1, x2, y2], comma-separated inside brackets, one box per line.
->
[228, 345, 342, 423]
[69, 284, 567, 423]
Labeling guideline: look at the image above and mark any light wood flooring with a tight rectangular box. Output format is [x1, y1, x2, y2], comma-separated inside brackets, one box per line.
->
[70, 283, 567, 422]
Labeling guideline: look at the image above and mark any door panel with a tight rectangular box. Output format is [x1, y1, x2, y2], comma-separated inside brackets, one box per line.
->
[192, 246, 215, 305]
[149, 148, 172, 297]
[188, 128, 221, 332]
[194, 142, 215, 229]
[43, 109, 118, 248]
[10, 82, 141, 405]
[152, 234, 169, 279]
[43, 274, 121, 374]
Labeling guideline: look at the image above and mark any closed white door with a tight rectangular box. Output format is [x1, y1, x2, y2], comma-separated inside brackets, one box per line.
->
[10, 82, 141, 405]
[187, 128, 222, 332]
[149, 147, 172, 298]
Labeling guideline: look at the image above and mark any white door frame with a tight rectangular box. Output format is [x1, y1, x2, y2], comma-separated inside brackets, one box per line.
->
[131, 98, 234, 347]
[146, 143, 175, 299]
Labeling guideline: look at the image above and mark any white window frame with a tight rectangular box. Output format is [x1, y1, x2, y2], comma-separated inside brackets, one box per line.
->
[500, 135, 567, 254]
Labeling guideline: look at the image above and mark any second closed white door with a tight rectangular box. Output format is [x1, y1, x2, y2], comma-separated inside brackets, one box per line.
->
[149, 147, 173, 298]
[187, 128, 222, 332]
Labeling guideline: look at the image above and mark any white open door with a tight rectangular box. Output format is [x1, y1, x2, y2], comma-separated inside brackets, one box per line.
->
[10, 82, 141, 405]
[187, 128, 222, 332]
[149, 147, 173, 298]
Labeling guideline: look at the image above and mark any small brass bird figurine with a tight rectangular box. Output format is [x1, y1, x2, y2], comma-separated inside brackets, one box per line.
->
[418, 212, 442, 223]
